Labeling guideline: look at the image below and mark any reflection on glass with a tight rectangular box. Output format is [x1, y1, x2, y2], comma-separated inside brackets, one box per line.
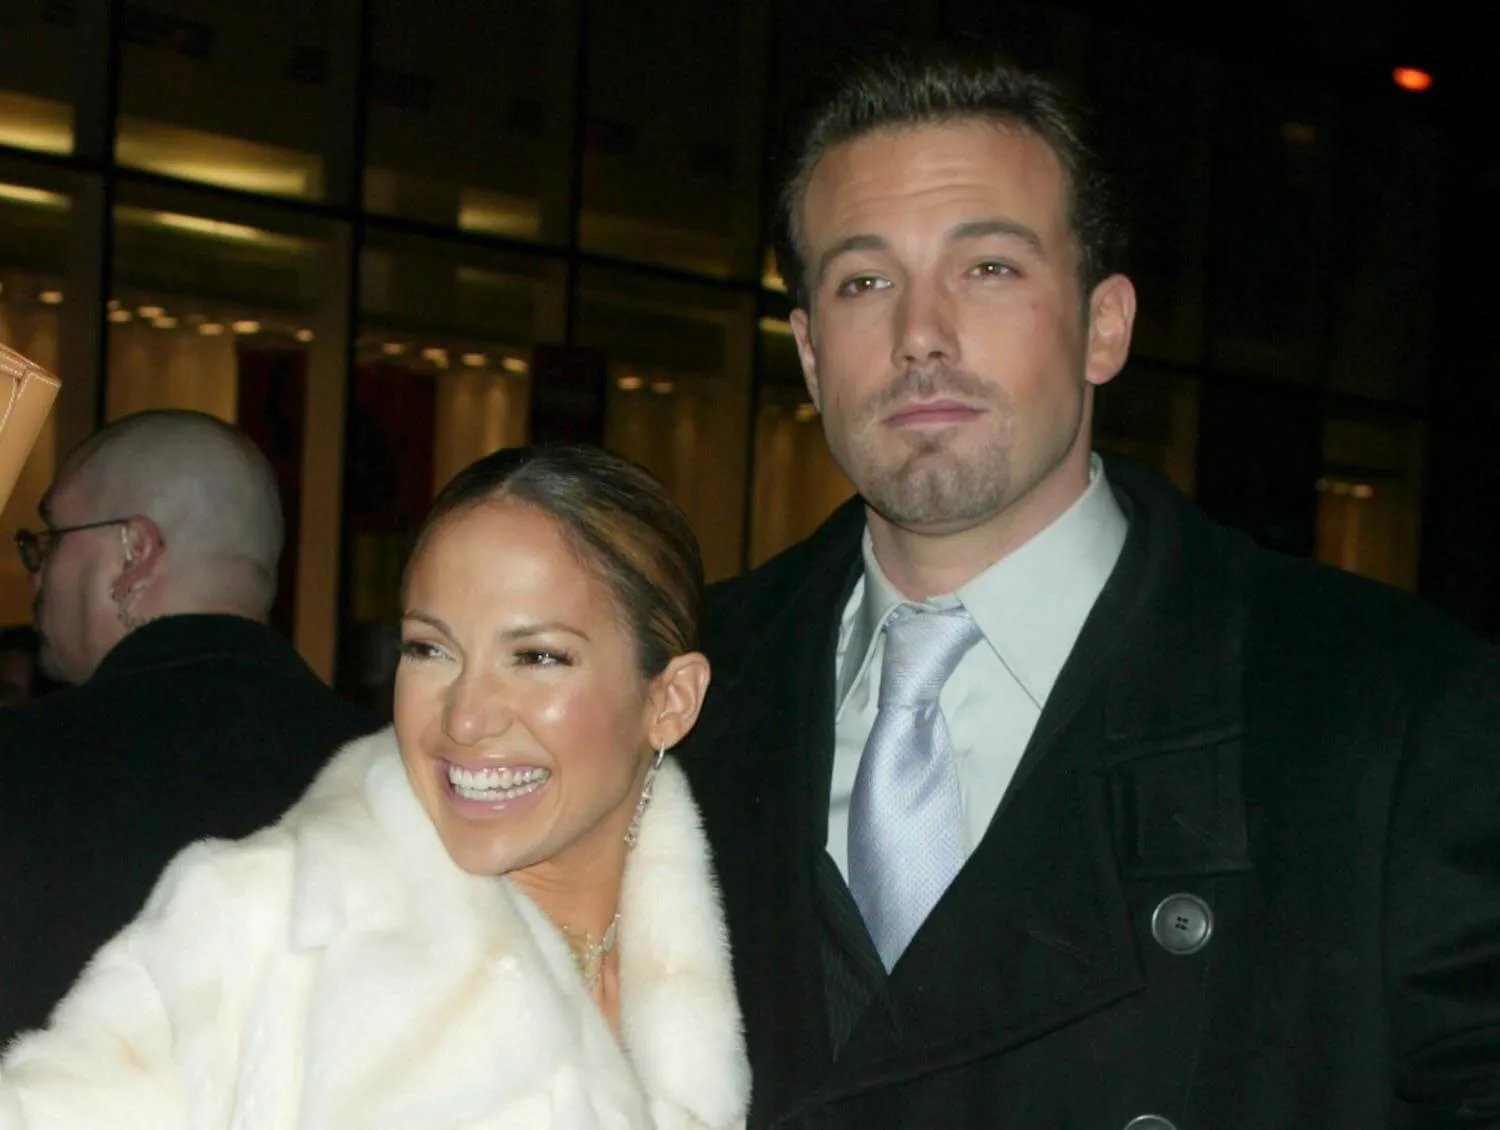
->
[0, 91, 74, 155]
[1326, 105, 1440, 405]
[108, 203, 322, 421]
[1317, 417, 1425, 592]
[749, 318, 852, 566]
[107, 196, 335, 636]
[576, 269, 752, 579]
[1207, 75, 1334, 381]
[366, 0, 573, 240]
[1093, 34, 1213, 366]
[1094, 365, 1200, 498]
[0, 4, 76, 155]
[580, 0, 763, 276]
[341, 239, 561, 706]
[0, 178, 71, 625]
[116, 117, 323, 199]
[115, 0, 332, 200]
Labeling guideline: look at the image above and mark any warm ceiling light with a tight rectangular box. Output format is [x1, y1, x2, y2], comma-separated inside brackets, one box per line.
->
[38, 289, 63, 304]
[616, 375, 644, 391]
[462, 352, 488, 368]
[294, 328, 314, 343]
[199, 321, 225, 336]
[502, 356, 529, 375]
[232, 319, 261, 335]
[107, 309, 133, 323]
[421, 347, 449, 366]
[381, 341, 407, 356]
[1393, 67, 1433, 92]
[1351, 484, 1375, 500]
[650, 380, 675, 395]
[153, 315, 179, 329]
[793, 402, 818, 423]
[138, 304, 164, 318]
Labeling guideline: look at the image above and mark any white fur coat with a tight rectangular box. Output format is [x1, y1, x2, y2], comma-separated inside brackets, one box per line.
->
[0, 728, 748, 1129]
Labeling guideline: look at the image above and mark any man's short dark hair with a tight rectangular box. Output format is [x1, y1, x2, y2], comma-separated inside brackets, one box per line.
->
[773, 43, 1123, 311]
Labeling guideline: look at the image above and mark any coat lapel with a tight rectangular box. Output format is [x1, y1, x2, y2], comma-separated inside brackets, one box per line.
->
[820, 461, 1256, 1097]
[688, 499, 865, 1121]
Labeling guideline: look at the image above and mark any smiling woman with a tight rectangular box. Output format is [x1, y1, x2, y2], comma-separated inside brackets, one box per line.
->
[0, 445, 750, 1130]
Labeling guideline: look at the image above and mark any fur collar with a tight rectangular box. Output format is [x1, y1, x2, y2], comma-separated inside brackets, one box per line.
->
[281, 728, 748, 1129]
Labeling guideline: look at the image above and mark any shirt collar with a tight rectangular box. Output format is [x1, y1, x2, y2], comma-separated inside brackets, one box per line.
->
[836, 454, 1128, 712]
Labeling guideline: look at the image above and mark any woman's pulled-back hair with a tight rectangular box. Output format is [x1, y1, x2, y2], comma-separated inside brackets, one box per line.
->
[412, 444, 703, 678]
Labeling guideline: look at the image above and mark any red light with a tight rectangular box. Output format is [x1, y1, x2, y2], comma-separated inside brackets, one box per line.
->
[1393, 67, 1433, 92]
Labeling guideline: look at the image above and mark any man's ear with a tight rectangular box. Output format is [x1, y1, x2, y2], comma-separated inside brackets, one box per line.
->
[789, 308, 822, 412]
[1084, 273, 1137, 389]
[111, 515, 166, 602]
[646, 652, 712, 752]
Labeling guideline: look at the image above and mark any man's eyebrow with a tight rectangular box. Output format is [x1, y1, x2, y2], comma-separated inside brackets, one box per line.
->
[815, 233, 890, 289]
[949, 218, 1046, 256]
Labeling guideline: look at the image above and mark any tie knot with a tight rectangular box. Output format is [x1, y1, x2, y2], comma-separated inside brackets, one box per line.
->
[877, 607, 981, 708]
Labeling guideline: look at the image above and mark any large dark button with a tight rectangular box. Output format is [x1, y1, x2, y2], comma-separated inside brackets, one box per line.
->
[1150, 892, 1213, 955]
[1124, 1117, 1177, 1130]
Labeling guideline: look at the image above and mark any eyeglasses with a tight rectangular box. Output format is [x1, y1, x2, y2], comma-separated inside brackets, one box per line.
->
[14, 519, 132, 574]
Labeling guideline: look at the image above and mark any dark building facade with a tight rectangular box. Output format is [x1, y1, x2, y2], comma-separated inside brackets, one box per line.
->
[1, 0, 1493, 691]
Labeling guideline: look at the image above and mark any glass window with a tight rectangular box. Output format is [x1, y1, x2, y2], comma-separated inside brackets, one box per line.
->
[0, 169, 72, 627]
[1206, 74, 1336, 383]
[366, 0, 575, 240]
[339, 234, 564, 707]
[1324, 101, 1440, 405]
[575, 268, 753, 580]
[938, 1, 1092, 90]
[0, 3, 77, 155]
[580, 0, 766, 277]
[115, 0, 351, 200]
[106, 184, 341, 639]
[1093, 36, 1215, 367]
[1094, 363, 1200, 499]
[1195, 377, 1323, 558]
[1317, 413, 1425, 592]
[749, 317, 851, 566]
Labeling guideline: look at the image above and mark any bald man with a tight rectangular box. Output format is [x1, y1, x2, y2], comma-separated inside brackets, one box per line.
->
[0, 411, 377, 1040]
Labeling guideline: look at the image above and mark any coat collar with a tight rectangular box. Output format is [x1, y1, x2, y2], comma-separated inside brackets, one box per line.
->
[89, 614, 321, 686]
[281, 729, 749, 1129]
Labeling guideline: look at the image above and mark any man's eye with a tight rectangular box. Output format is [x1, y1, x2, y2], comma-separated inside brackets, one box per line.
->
[969, 261, 1018, 279]
[835, 275, 890, 298]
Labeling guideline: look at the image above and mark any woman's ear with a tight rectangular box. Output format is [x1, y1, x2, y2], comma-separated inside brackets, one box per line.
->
[646, 652, 712, 751]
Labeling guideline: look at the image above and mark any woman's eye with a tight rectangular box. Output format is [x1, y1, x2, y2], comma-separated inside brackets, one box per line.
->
[515, 648, 572, 668]
[399, 640, 446, 662]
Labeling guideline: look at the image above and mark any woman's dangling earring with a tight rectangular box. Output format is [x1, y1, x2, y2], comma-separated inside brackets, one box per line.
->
[625, 738, 667, 849]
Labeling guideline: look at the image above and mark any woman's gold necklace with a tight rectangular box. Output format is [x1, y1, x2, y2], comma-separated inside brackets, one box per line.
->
[560, 913, 620, 989]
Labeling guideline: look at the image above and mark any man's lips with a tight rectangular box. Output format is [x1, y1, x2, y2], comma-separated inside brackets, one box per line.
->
[883, 399, 984, 427]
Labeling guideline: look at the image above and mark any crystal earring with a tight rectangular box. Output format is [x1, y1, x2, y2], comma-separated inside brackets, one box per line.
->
[625, 738, 667, 849]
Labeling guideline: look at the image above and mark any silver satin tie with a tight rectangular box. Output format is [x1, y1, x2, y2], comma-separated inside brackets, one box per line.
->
[848, 606, 981, 971]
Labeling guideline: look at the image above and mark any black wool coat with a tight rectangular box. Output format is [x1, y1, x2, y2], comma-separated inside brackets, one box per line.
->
[679, 455, 1500, 1129]
[0, 614, 379, 1041]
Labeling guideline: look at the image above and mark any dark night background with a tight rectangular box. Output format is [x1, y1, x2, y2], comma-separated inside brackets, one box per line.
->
[0, 0, 1494, 698]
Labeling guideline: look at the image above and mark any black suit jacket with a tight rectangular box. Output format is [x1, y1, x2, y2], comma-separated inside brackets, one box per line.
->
[0, 614, 378, 1040]
[679, 456, 1500, 1128]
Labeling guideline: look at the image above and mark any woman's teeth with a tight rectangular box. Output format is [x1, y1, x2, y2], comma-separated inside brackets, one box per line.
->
[448, 764, 550, 801]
